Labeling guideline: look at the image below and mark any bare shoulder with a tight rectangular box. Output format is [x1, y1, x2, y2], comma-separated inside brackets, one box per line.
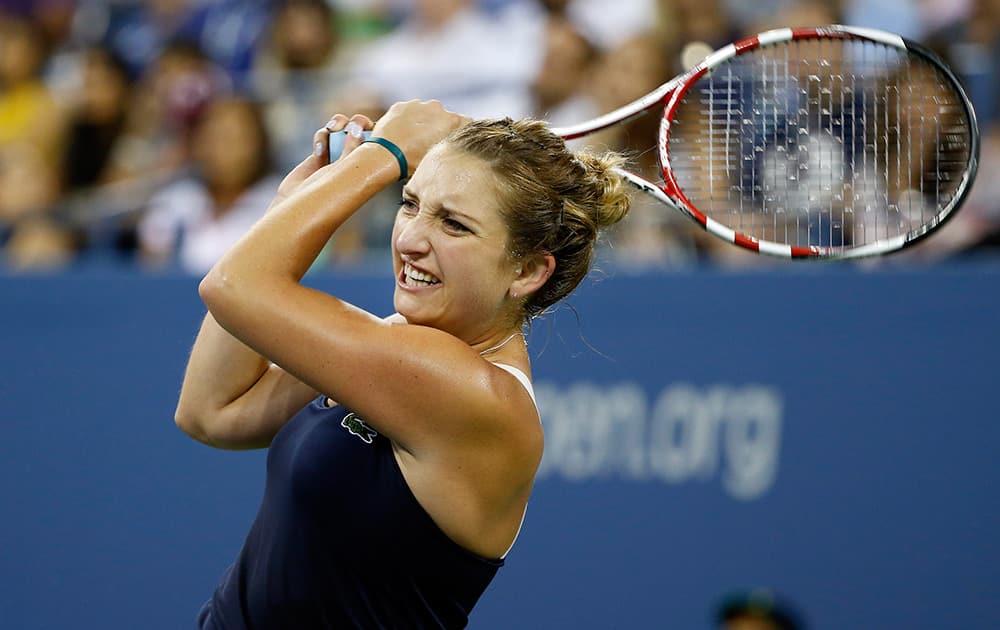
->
[481, 361, 545, 471]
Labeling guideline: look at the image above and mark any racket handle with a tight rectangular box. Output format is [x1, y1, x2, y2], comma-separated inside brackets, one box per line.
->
[328, 129, 373, 161]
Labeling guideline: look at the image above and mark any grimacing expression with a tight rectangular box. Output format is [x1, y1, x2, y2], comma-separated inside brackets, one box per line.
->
[391, 145, 520, 341]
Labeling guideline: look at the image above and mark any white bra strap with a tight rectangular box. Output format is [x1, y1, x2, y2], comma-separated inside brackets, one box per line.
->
[490, 361, 536, 559]
[490, 362, 537, 407]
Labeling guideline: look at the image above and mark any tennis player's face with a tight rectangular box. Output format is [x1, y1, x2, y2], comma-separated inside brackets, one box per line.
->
[391, 145, 518, 341]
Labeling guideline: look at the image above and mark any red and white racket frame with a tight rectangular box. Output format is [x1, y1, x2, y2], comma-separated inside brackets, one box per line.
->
[552, 25, 981, 259]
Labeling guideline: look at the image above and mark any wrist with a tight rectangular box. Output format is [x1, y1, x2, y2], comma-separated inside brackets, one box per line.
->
[351, 143, 405, 189]
[362, 136, 408, 181]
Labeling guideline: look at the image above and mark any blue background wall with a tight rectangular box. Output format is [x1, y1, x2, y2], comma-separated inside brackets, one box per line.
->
[2, 264, 999, 629]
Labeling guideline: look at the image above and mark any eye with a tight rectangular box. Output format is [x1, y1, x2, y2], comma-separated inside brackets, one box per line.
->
[398, 197, 418, 216]
[443, 216, 470, 233]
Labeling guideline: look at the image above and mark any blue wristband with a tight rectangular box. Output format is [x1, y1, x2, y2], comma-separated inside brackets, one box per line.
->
[364, 136, 408, 181]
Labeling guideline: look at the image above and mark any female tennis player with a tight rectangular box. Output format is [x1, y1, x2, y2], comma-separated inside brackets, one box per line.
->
[174, 99, 630, 629]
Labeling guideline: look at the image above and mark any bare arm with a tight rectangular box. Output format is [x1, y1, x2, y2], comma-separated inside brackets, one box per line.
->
[174, 125, 350, 449]
[197, 102, 535, 457]
[174, 312, 318, 450]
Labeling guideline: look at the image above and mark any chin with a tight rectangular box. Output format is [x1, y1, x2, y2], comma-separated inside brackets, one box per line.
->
[394, 297, 457, 335]
[392, 293, 427, 326]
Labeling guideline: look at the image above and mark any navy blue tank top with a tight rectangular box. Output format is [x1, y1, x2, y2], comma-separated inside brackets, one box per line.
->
[197, 397, 503, 629]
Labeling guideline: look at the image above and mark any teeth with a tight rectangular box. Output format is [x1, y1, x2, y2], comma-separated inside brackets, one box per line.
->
[404, 263, 440, 286]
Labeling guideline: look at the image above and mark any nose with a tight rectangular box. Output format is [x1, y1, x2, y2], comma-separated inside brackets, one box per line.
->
[393, 211, 431, 258]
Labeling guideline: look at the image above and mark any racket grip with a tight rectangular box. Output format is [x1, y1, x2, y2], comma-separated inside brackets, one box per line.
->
[328, 129, 373, 161]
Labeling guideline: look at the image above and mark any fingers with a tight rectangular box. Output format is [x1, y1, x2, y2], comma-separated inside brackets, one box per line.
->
[324, 114, 351, 132]
[341, 114, 374, 156]
[310, 114, 350, 165]
[315, 114, 374, 164]
[315, 103, 465, 173]
[278, 112, 372, 200]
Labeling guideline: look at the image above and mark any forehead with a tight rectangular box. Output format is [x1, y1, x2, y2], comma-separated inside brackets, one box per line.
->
[407, 145, 504, 218]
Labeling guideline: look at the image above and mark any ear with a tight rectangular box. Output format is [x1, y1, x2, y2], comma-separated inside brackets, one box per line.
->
[509, 252, 555, 300]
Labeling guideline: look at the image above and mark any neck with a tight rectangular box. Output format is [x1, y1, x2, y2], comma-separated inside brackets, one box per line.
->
[478, 331, 525, 357]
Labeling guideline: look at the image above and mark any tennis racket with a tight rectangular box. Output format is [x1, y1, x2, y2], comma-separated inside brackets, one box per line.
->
[331, 25, 980, 259]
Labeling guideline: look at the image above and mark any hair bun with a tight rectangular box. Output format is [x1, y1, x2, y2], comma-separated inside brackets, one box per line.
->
[573, 152, 631, 229]
[445, 118, 632, 319]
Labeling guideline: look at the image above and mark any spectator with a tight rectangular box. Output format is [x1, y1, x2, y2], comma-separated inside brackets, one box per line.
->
[252, 0, 360, 173]
[0, 12, 70, 269]
[842, 0, 924, 41]
[740, 0, 839, 34]
[137, 96, 279, 273]
[719, 0, 835, 36]
[1, 0, 998, 270]
[105, 39, 230, 190]
[656, 0, 737, 61]
[0, 13, 65, 163]
[100, 0, 204, 78]
[59, 44, 133, 194]
[874, 125, 1000, 263]
[349, 0, 542, 120]
[530, 11, 600, 132]
[29, 0, 81, 86]
[0, 140, 65, 268]
[856, 0, 1000, 264]
[562, 0, 658, 51]
[100, 0, 270, 88]
[715, 590, 806, 630]
[925, 0, 999, 131]
[585, 32, 710, 268]
[2, 215, 78, 270]
[933, 0, 1000, 255]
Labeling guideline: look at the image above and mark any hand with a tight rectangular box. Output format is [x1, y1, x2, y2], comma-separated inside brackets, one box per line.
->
[271, 113, 375, 206]
[370, 100, 469, 177]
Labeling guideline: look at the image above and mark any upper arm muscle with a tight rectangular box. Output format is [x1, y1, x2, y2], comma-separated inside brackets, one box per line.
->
[205, 281, 518, 454]
[196, 365, 318, 450]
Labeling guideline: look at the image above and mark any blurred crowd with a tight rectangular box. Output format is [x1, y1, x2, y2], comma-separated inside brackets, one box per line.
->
[1, 0, 998, 273]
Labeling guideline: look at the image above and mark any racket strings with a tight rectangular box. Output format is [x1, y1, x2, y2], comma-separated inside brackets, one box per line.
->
[667, 37, 975, 249]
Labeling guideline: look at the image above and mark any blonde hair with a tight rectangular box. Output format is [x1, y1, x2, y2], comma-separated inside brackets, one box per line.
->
[445, 118, 631, 319]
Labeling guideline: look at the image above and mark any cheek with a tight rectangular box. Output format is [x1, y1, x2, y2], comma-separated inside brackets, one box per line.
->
[458, 254, 512, 302]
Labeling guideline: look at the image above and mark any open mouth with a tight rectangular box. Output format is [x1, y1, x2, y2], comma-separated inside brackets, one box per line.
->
[401, 262, 441, 288]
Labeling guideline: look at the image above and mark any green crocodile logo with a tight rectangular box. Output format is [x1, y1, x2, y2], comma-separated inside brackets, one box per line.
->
[341, 412, 377, 444]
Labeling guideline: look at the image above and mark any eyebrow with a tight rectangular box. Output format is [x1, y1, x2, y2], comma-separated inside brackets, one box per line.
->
[401, 187, 483, 230]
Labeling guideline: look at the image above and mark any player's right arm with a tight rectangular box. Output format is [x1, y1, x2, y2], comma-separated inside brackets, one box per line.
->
[174, 311, 319, 450]
[174, 116, 370, 450]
